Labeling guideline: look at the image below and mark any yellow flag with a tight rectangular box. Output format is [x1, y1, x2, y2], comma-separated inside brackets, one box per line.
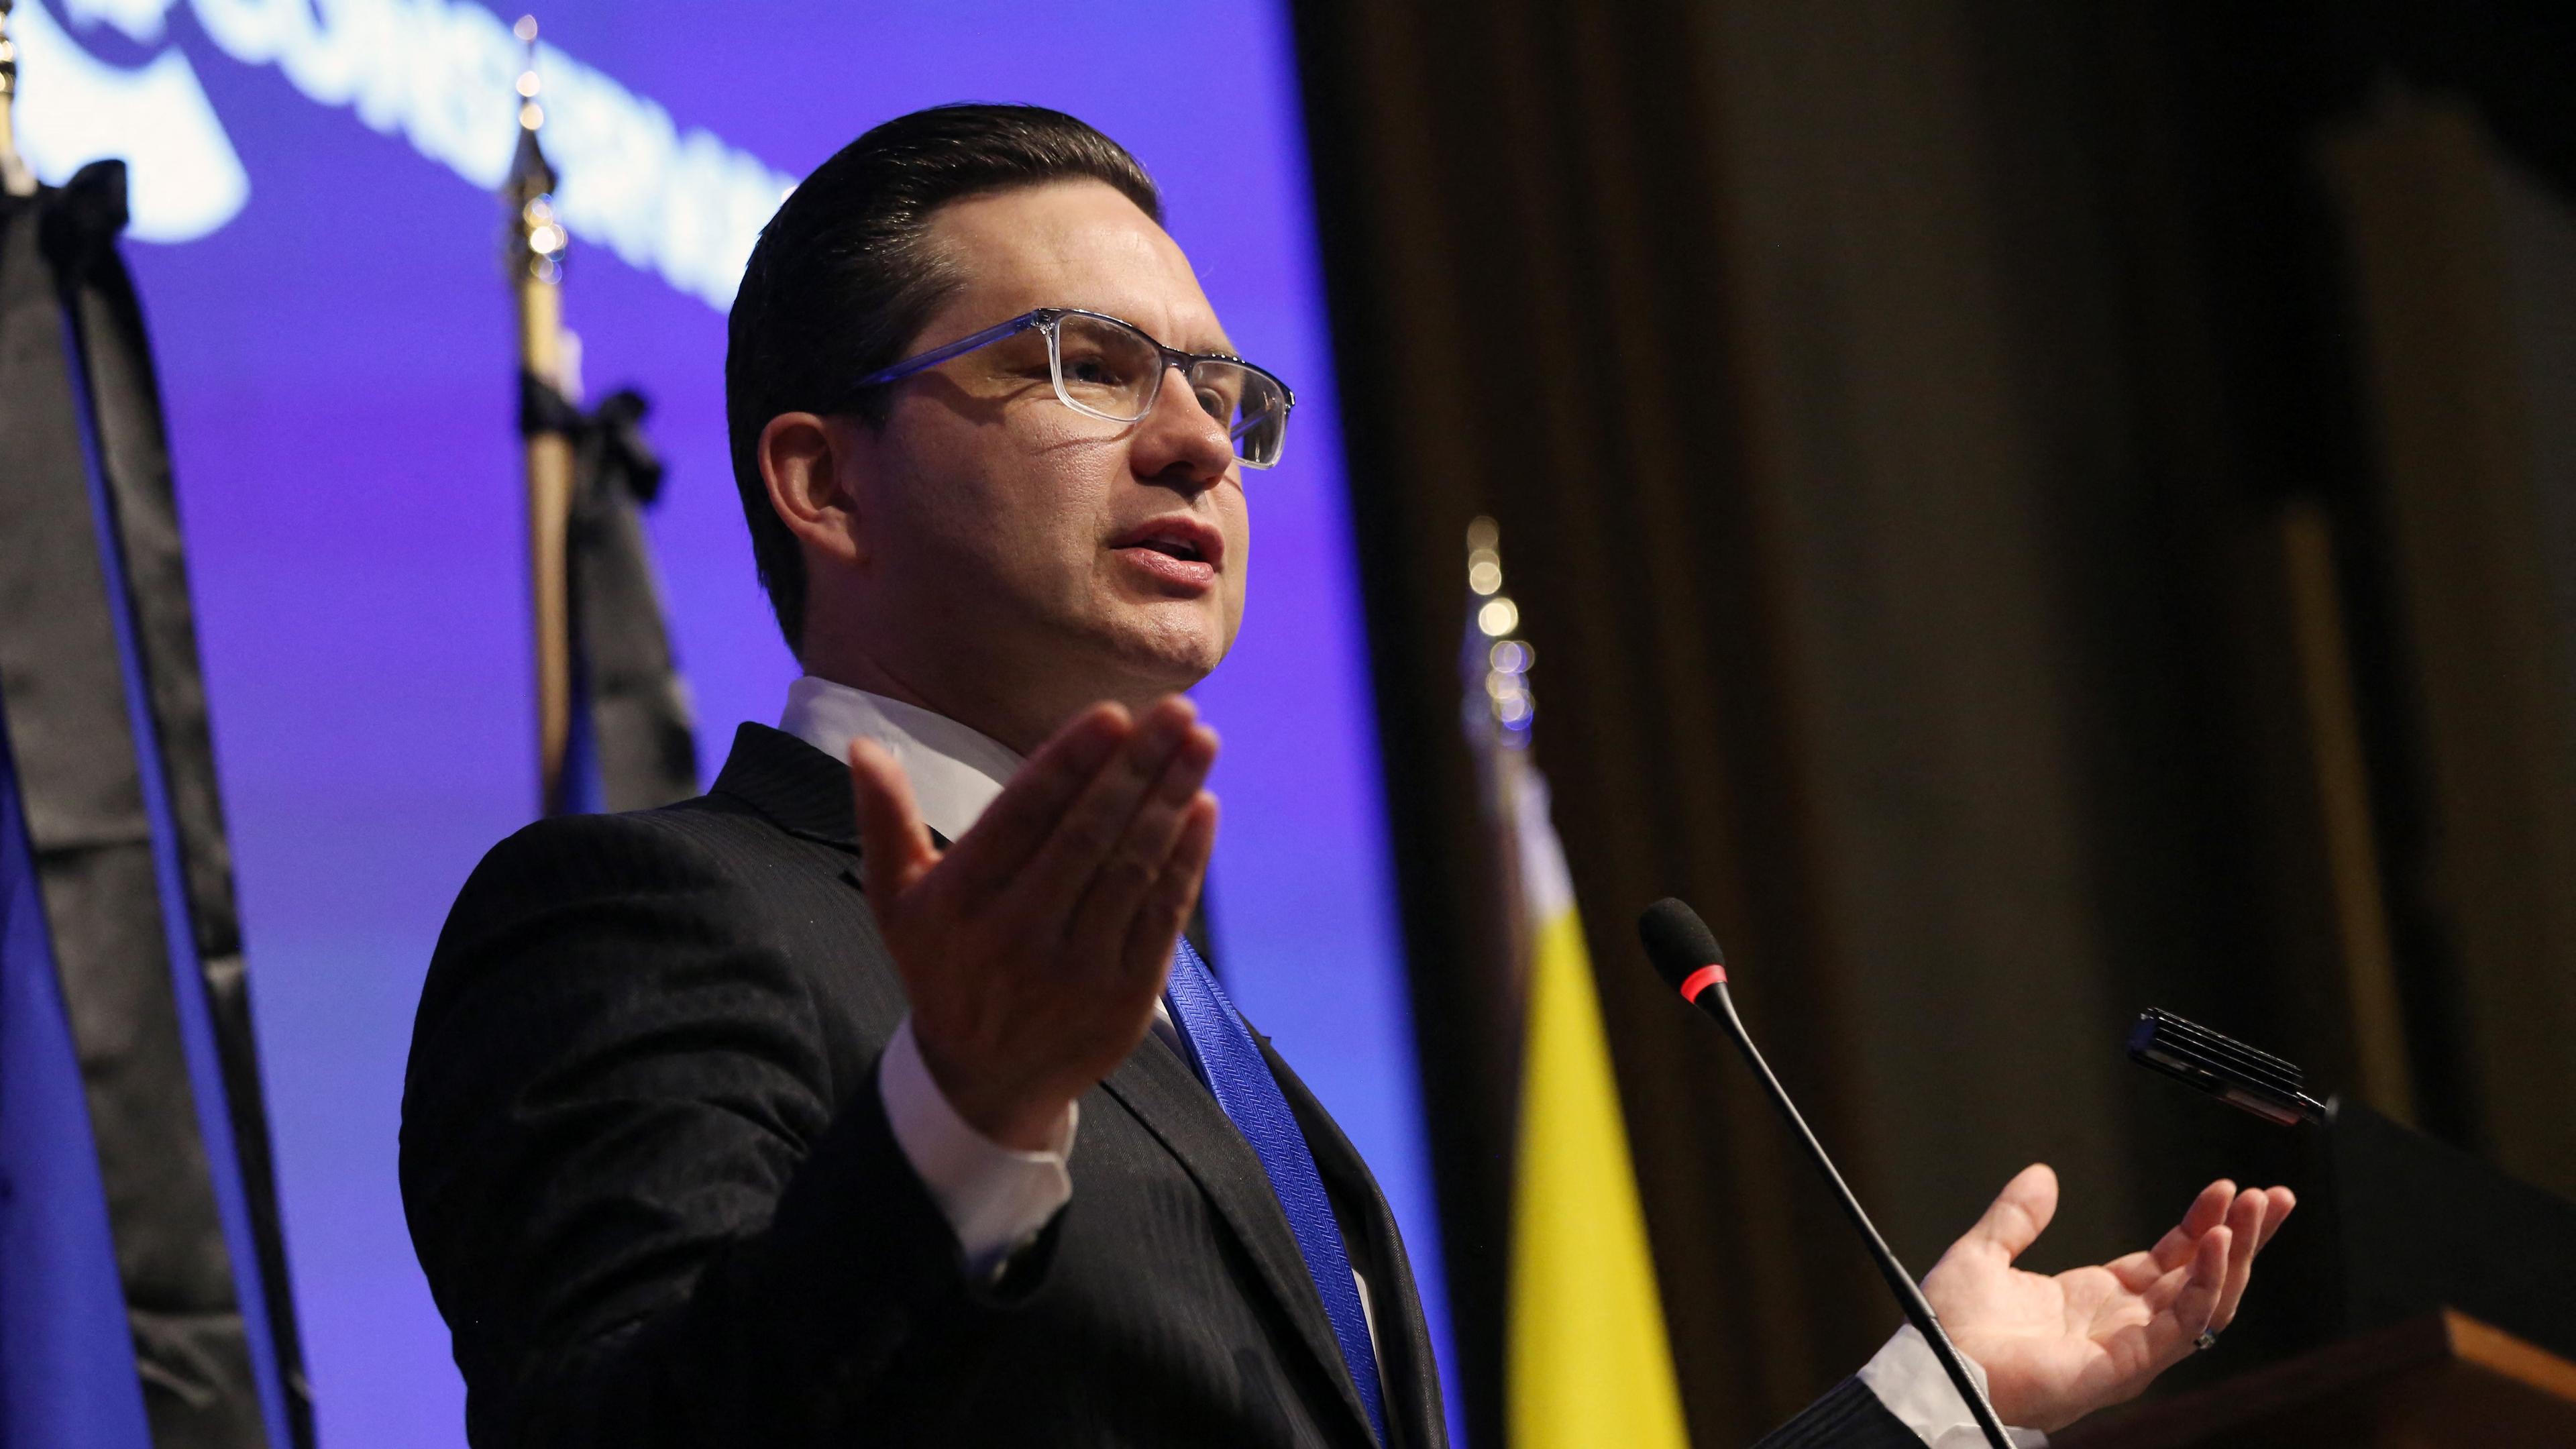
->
[1504, 760, 1692, 1449]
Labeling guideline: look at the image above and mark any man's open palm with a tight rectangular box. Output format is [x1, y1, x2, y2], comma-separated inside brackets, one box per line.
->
[848, 697, 1220, 1152]
[1923, 1165, 2294, 1432]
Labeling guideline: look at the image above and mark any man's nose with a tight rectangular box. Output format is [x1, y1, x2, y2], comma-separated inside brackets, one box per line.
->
[1132, 364, 1236, 490]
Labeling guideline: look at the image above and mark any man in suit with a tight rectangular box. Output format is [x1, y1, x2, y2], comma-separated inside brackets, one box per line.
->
[402, 104, 2292, 1447]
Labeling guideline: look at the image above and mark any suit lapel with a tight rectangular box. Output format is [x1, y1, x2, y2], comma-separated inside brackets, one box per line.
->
[710, 721, 862, 849]
[1100, 1032, 1380, 1445]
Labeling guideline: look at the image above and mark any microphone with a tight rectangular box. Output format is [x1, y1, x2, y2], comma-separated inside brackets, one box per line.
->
[1638, 898, 2014, 1449]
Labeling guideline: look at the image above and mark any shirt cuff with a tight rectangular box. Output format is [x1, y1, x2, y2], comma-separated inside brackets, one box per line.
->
[877, 1014, 1077, 1282]
[1857, 1326, 2049, 1448]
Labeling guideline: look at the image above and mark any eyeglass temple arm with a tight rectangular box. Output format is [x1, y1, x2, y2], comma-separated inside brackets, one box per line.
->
[852, 313, 1047, 388]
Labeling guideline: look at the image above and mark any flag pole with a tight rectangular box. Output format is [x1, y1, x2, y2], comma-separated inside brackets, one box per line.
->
[1468, 518, 1694, 1449]
[0, 0, 38, 197]
[504, 15, 576, 813]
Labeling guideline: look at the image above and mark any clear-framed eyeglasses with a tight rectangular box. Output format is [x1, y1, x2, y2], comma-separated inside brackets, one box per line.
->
[851, 307, 1296, 470]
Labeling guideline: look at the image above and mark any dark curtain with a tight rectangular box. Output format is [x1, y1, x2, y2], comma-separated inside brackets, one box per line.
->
[1292, 2, 2576, 1443]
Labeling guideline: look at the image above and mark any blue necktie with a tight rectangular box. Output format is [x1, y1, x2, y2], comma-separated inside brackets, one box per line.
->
[1163, 938, 1389, 1446]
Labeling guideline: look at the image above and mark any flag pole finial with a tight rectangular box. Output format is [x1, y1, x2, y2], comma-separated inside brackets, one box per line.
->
[1464, 517, 1535, 747]
[0, 0, 38, 198]
[504, 13, 563, 286]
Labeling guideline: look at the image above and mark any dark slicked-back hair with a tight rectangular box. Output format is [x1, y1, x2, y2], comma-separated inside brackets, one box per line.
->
[725, 104, 1163, 652]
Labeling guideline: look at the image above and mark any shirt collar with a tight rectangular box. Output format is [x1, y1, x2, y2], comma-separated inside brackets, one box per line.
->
[777, 676, 1025, 843]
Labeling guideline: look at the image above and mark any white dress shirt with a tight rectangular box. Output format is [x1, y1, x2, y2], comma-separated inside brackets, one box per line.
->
[777, 674, 2039, 1446]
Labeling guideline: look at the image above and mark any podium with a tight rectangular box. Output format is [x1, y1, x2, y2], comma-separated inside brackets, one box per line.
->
[2058, 1100, 2576, 1446]
[2058, 1309, 2576, 1447]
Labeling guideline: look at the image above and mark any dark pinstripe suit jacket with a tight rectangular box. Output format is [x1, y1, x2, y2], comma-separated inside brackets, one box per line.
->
[400, 722, 1916, 1448]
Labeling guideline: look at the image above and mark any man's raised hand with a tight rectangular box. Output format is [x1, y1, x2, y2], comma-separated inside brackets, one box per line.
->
[1922, 1165, 2294, 1433]
[847, 697, 1220, 1150]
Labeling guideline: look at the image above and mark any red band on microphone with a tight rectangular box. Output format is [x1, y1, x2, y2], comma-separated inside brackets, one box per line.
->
[1678, 963, 1727, 1000]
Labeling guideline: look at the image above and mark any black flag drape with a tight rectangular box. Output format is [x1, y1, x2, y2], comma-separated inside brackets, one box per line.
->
[0, 160, 312, 1448]
[520, 372, 697, 814]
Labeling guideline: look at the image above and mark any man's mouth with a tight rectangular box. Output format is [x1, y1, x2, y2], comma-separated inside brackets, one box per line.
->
[1108, 516, 1225, 594]
[1108, 516, 1226, 570]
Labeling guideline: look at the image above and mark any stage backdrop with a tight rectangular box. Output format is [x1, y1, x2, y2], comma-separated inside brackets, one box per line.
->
[14, 1, 1452, 1443]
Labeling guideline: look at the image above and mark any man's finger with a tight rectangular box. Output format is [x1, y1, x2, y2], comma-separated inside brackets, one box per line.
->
[1120, 793, 1218, 986]
[1065, 724, 1218, 961]
[1016, 698, 1199, 925]
[943, 703, 1132, 899]
[849, 739, 940, 903]
[1962, 1163, 2058, 1265]
[2167, 1227, 2229, 1358]
[2132, 1224, 2231, 1376]
[2209, 1186, 2296, 1333]
[2255, 1187, 2297, 1252]
[2149, 1180, 2236, 1273]
[2209, 1187, 2271, 1331]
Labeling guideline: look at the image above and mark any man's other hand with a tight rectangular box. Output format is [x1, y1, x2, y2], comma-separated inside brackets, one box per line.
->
[1923, 1164, 2296, 1433]
[848, 696, 1220, 1150]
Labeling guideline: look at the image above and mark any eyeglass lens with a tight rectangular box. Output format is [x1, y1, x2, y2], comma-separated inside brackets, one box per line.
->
[1051, 313, 1289, 468]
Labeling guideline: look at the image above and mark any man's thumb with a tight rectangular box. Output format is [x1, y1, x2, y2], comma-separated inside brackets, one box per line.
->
[1966, 1162, 2059, 1265]
[848, 738, 936, 897]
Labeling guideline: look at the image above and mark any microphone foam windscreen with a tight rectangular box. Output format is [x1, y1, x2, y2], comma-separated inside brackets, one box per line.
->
[1637, 898, 1727, 992]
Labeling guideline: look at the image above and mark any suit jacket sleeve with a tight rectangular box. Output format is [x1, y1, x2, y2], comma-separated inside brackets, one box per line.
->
[398, 810, 1044, 1447]
[1753, 1375, 1926, 1449]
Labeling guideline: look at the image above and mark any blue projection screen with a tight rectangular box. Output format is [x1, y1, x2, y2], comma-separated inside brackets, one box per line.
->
[16, 2, 1451, 1442]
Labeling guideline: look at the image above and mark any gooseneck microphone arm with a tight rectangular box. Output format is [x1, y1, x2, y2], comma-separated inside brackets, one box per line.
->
[1639, 900, 2014, 1449]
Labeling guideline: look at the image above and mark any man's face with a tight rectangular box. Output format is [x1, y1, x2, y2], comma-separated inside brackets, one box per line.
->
[840, 179, 1252, 733]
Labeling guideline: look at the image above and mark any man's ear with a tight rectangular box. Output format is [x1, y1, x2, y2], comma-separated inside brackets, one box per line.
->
[759, 411, 872, 568]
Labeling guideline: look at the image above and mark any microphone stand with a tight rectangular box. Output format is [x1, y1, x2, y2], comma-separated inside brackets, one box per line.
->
[1700, 979, 2016, 1449]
